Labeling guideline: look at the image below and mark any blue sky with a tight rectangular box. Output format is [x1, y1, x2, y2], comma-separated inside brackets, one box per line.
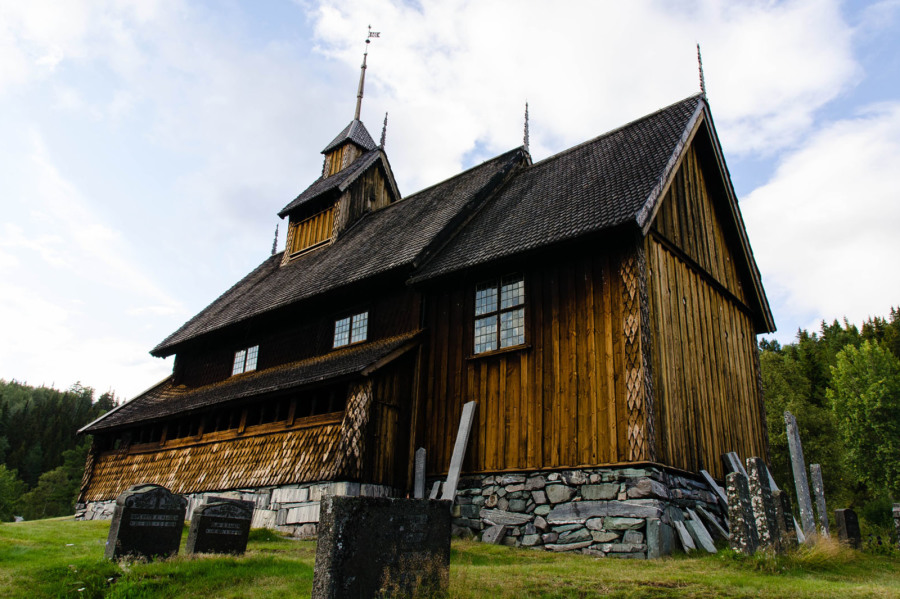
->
[1, 0, 899, 399]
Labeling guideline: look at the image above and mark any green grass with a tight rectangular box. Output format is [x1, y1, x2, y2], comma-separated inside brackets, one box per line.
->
[1, 518, 899, 598]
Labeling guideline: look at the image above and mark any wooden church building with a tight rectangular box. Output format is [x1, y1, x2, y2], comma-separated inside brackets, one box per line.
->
[78, 56, 774, 555]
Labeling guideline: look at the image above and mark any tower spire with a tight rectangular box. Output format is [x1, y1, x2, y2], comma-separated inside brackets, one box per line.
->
[380, 112, 388, 147]
[354, 26, 380, 121]
[696, 43, 707, 97]
[523, 102, 530, 153]
[271, 223, 279, 256]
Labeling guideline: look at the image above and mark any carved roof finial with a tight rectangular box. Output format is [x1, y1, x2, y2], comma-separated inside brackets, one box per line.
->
[697, 43, 707, 97]
[354, 26, 380, 121]
[271, 223, 279, 256]
[380, 112, 388, 147]
[523, 102, 530, 153]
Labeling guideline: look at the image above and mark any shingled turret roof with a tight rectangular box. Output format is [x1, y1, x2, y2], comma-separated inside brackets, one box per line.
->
[322, 119, 377, 154]
[278, 147, 385, 217]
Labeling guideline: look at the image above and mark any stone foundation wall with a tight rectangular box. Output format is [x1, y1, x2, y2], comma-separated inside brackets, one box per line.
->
[446, 466, 725, 558]
[75, 481, 396, 537]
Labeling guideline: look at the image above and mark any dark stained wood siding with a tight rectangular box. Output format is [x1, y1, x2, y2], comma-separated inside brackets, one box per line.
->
[651, 144, 747, 305]
[420, 246, 636, 476]
[645, 143, 767, 479]
[365, 352, 416, 489]
[334, 167, 394, 236]
[177, 286, 420, 388]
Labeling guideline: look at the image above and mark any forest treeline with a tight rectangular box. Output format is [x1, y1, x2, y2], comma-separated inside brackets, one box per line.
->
[761, 307, 900, 530]
[0, 381, 114, 521]
[1, 307, 899, 527]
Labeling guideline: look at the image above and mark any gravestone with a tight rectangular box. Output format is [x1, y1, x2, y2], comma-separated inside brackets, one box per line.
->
[772, 489, 789, 546]
[441, 401, 477, 502]
[105, 484, 187, 560]
[312, 496, 452, 599]
[746, 457, 780, 552]
[414, 448, 427, 499]
[185, 497, 254, 555]
[810, 464, 829, 537]
[834, 509, 861, 549]
[726, 472, 758, 555]
[785, 411, 816, 538]
[894, 504, 900, 549]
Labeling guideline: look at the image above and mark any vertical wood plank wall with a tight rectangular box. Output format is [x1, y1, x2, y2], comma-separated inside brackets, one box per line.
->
[652, 145, 747, 305]
[646, 239, 766, 479]
[646, 143, 767, 480]
[367, 353, 415, 489]
[422, 250, 633, 476]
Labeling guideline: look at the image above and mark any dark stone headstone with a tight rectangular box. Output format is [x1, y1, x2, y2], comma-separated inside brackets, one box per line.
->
[746, 457, 781, 552]
[834, 509, 861, 549]
[313, 496, 452, 599]
[105, 484, 187, 560]
[185, 498, 254, 555]
[726, 472, 758, 555]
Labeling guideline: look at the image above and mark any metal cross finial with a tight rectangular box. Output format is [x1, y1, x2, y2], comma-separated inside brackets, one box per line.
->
[355, 27, 380, 120]
[523, 102, 530, 153]
[271, 223, 279, 256]
[697, 43, 707, 97]
[380, 112, 388, 147]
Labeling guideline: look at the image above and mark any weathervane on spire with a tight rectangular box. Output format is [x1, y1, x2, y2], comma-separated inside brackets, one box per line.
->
[354, 26, 380, 121]
[696, 43, 706, 97]
[523, 102, 530, 153]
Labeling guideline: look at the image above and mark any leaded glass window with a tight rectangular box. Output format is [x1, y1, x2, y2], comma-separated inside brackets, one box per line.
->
[232, 345, 259, 376]
[474, 274, 525, 354]
[334, 311, 368, 348]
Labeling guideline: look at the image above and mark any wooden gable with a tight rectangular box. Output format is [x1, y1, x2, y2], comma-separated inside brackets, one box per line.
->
[643, 120, 770, 479]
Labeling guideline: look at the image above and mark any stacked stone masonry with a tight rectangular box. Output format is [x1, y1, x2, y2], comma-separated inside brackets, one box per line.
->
[445, 466, 726, 559]
[76, 480, 395, 538]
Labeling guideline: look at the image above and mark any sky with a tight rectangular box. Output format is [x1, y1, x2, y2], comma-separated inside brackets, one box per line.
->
[1, 0, 899, 400]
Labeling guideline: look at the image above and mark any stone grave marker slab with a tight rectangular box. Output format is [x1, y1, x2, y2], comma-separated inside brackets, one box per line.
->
[810, 464, 830, 537]
[746, 457, 781, 552]
[105, 484, 187, 560]
[785, 411, 816, 538]
[312, 496, 452, 599]
[834, 509, 861, 549]
[726, 472, 758, 555]
[185, 497, 254, 555]
[894, 504, 900, 549]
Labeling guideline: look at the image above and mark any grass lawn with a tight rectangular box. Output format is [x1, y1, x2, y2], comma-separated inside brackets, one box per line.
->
[1, 518, 899, 598]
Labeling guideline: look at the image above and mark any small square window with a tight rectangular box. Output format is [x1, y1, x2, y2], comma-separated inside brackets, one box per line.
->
[334, 312, 368, 348]
[232, 345, 259, 376]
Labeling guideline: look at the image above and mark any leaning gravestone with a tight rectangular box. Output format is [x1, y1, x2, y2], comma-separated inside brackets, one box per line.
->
[726, 472, 759, 555]
[185, 497, 254, 555]
[834, 509, 861, 549]
[810, 464, 829, 537]
[785, 411, 816, 539]
[312, 496, 452, 599]
[105, 484, 187, 560]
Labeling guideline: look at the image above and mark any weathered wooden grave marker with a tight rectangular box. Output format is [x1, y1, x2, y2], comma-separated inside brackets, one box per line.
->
[441, 401, 477, 502]
[414, 447, 427, 499]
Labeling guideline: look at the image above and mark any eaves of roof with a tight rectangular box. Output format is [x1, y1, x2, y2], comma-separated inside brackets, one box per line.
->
[82, 332, 421, 433]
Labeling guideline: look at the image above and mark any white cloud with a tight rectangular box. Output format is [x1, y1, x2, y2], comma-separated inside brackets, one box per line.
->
[743, 102, 900, 337]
